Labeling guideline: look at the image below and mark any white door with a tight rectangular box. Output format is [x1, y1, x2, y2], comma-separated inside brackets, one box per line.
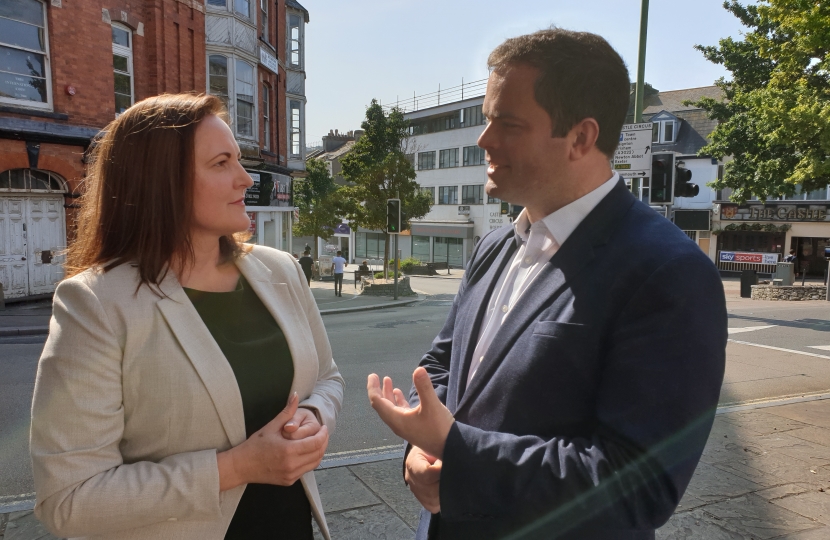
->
[0, 197, 29, 298]
[27, 197, 65, 295]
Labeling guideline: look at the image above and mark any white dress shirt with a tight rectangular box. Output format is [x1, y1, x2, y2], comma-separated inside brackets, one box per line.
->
[466, 173, 620, 386]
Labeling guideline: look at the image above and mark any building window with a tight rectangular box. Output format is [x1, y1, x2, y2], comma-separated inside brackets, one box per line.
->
[652, 120, 676, 144]
[0, 0, 50, 108]
[289, 14, 301, 67]
[463, 146, 486, 166]
[438, 186, 458, 205]
[460, 105, 485, 127]
[207, 54, 257, 139]
[355, 232, 386, 259]
[462, 185, 483, 205]
[487, 194, 500, 204]
[235, 59, 255, 137]
[0, 168, 66, 192]
[206, 0, 226, 6]
[412, 235, 430, 262]
[421, 186, 435, 202]
[439, 148, 459, 169]
[112, 24, 133, 115]
[234, 0, 250, 18]
[260, 0, 268, 41]
[208, 55, 229, 109]
[418, 151, 435, 170]
[290, 100, 302, 157]
[262, 84, 270, 150]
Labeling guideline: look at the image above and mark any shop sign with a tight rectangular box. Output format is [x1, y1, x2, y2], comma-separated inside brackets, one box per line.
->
[719, 251, 779, 265]
[720, 203, 829, 222]
[458, 205, 471, 215]
[488, 211, 508, 231]
[259, 47, 279, 73]
[245, 172, 293, 207]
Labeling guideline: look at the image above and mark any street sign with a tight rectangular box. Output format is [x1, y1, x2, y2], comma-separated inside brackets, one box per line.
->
[612, 123, 653, 178]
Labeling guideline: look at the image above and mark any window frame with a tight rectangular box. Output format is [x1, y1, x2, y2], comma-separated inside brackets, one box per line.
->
[461, 184, 483, 205]
[418, 151, 436, 171]
[262, 83, 270, 150]
[652, 119, 676, 144]
[439, 148, 459, 169]
[462, 145, 486, 166]
[111, 23, 134, 117]
[206, 52, 258, 141]
[289, 99, 303, 158]
[0, 0, 52, 110]
[260, 0, 269, 42]
[288, 13, 302, 68]
[438, 186, 458, 205]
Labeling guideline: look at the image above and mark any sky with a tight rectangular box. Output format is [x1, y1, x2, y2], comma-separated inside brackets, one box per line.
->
[303, 0, 754, 146]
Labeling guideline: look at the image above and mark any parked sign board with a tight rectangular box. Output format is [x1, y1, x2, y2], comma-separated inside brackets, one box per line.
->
[719, 251, 779, 265]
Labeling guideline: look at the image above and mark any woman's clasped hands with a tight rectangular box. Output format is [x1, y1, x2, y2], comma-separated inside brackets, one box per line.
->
[217, 393, 329, 491]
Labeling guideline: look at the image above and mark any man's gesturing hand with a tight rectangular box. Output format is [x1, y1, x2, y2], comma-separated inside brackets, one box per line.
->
[367, 366, 454, 459]
[406, 446, 442, 514]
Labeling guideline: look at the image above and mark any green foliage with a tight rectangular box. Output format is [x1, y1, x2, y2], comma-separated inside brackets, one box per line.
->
[293, 158, 340, 253]
[692, 0, 830, 202]
[374, 271, 402, 279]
[399, 257, 421, 273]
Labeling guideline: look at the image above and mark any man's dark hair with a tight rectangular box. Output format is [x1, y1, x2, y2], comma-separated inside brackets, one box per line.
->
[336, 251, 342, 255]
[488, 28, 630, 157]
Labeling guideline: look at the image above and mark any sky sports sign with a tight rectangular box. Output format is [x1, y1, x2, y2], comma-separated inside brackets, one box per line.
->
[719, 251, 779, 265]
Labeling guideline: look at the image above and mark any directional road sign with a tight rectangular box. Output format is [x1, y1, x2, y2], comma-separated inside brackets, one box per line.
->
[612, 123, 653, 179]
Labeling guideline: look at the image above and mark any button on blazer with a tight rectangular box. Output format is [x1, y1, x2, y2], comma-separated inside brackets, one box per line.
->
[30, 245, 344, 540]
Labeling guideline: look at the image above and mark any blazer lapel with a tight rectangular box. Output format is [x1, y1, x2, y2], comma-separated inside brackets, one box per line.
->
[155, 274, 247, 446]
[235, 253, 318, 400]
[456, 181, 636, 413]
[453, 233, 518, 408]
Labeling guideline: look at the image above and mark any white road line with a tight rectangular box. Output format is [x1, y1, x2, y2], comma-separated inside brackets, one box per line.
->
[727, 325, 777, 334]
[728, 339, 830, 359]
[717, 391, 830, 414]
[809, 345, 830, 351]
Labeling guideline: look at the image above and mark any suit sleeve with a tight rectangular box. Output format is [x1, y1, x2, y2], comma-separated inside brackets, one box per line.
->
[290, 257, 345, 430]
[31, 278, 223, 538]
[438, 253, 727, 530]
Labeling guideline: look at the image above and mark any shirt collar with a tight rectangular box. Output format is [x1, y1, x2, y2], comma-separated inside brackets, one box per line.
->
[512, 172, 620, 246]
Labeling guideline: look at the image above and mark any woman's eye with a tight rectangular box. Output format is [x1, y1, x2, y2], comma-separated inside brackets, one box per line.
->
[215, 161, 226, 167]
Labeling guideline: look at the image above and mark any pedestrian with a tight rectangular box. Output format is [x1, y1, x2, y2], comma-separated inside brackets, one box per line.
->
[30, 94, 343, 540]
[367, 29, 727, 540]
[330, 250, 347, 296]
[299, 250, 314, 285]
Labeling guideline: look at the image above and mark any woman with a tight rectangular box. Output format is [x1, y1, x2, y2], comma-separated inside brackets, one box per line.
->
[30, 94, 344, 540]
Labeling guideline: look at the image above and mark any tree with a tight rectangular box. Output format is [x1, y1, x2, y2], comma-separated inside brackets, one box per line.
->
[293, 157, 340, 259]
[340, 100, 432, 276]
[692, 0, 830, 202]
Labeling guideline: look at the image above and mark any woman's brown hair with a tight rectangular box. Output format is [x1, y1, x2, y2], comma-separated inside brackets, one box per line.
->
[66, 93, 247, 289]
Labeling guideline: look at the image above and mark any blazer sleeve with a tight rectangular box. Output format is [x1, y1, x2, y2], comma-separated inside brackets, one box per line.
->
[437, 253, 728, 530]
[30, 277, 223, 538]
[290, 257, 345, 431]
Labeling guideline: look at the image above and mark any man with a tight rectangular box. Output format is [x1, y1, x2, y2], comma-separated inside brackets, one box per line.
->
[367, 29, 726, 540]
[299, 249, 314, 285]
[331, 250, 347, 297]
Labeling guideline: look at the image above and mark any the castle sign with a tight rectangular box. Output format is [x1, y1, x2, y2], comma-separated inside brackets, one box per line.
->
[720, 203, 829, 222]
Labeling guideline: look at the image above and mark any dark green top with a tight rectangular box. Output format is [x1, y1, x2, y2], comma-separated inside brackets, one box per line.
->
[184, 276, 312, 539]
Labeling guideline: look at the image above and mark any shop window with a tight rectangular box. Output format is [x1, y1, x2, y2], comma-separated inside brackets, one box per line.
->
[355, 232, 386, 259]
[0, 0, 50, 108]
[112, 24, 134, 116]
[412, 235, 430, 262]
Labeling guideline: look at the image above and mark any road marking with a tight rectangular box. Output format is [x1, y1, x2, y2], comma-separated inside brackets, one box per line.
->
[809, 345, 830, 351]
[0, 492, 36, 513]
[717, 391, 830, 414]
[727, 325, 777, 334]
[728, 339, 830, 359]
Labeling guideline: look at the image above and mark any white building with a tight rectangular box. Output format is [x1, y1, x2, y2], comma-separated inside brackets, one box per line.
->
[395, 81, 510, 268]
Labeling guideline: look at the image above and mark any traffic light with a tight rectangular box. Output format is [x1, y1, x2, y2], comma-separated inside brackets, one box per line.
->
[500, 201, 509, 215]
[674, 162, 699, 198]
[649, 152, 674, 204]
[400, 207, 409, 231]
[386, 199, 401, 234]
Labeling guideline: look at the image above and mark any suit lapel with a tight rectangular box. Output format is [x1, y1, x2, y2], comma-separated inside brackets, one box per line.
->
[235, 253, 318, 400]
[453, 233, 518, 408]
[156, 274, 247, 446]
[455, 181, 636, 413]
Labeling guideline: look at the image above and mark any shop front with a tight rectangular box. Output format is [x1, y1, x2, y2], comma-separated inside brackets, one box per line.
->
[715, 202, 830, 276]
[409, 221, 474, 268]
[244, 171, 294, 253]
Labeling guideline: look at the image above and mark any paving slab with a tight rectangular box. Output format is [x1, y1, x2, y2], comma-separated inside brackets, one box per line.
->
[314, 467, 380, 513]
[657, 508, 750, 539]
[766, 399, 830, 430]
[684, 462, 763, 502]
[313, 505, 414, 540]
[702, 493, 820, 539]
[349, 460, 422, 529]
[1, 511, 56, 540]
[772, 489, 830, 525]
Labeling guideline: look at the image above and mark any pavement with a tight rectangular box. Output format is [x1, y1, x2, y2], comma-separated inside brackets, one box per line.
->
[0, 269, 467, 336]
[5, 397, 830, 539]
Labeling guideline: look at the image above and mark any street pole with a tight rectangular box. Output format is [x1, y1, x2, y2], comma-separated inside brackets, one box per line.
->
[393, 234, 399, 300]
[631, 0, 650, 199]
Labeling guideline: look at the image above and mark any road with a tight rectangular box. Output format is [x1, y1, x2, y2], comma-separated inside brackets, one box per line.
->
[2, 276, 830, 501]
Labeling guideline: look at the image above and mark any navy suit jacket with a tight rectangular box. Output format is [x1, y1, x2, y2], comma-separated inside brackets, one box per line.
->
[408, 181, 727, 540]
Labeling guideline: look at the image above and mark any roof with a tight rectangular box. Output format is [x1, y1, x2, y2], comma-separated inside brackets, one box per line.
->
[316, 140, 356, 161]
[285, 0, 309, 22]
[640, 86, 723, 115]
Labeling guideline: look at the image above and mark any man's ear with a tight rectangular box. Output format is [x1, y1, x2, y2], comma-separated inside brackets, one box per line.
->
[568, 118, 601, 160]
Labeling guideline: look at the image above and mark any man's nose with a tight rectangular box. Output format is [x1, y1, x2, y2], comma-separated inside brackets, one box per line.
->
[477, 122, 495, 152]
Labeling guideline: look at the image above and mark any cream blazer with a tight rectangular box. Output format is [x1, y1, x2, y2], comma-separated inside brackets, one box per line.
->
[30, 245, 344, 540]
